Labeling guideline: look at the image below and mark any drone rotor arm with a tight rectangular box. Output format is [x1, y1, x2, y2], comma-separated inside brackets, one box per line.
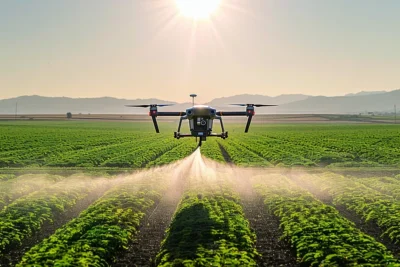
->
[216, 111, 247, 116]
[157, 112, 187, 116]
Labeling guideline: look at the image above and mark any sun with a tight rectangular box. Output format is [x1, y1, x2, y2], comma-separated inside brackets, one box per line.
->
[175, 0, 221, 19]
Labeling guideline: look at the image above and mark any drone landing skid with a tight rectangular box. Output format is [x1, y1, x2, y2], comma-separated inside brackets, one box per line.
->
[174, 132, 228, 147]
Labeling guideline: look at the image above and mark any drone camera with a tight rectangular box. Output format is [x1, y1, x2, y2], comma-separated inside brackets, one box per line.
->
[197, 118, 207, 126]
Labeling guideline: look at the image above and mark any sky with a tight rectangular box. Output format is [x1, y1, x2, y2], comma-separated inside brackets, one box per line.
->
[1, 0, 399, 103]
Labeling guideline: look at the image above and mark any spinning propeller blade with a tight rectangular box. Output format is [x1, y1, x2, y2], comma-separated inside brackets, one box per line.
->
[229, 104, 277, 107]
[125, 104, 174, 108]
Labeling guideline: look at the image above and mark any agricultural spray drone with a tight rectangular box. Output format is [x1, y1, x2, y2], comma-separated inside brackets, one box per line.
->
[126, 94, 277, 146]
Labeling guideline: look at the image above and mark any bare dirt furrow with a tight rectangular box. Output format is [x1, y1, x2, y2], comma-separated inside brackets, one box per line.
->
[112, 153, 195, 267]
[234, 174, 299, 267]
[112, 180, 185, 266]
[0, 185, 110, 267]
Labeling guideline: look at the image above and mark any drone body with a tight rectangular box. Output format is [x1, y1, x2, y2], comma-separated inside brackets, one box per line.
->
[126, 95, 276, 146]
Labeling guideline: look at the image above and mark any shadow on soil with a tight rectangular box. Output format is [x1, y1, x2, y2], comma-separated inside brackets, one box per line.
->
[156, 201, 217, 264]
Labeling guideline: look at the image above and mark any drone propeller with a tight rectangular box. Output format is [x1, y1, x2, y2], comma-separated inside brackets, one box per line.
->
[125, 104, 174, 108]
[230, 104, 277, 107]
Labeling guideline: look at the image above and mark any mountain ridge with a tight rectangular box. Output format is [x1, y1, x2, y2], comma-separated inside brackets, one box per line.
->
[0, 90, 399, 114]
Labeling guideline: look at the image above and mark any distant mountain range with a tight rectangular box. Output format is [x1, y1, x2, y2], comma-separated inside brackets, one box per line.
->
[276, 90, 399, 114]
[206, 94, 309, 106]
[344, 91, 387, 97]
[0, 90, 399, 114]
[0, 96, 175, 114]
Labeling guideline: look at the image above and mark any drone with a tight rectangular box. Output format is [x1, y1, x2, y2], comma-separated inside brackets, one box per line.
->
[126, 94, 277, 146]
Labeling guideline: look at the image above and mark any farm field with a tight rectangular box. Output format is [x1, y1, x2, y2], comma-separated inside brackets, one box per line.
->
[1, 121, 400, 266]
[1, 121, 400, 170]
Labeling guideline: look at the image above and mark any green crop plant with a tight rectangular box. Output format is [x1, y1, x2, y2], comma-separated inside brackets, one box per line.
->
[295, 172, 400, 245]
[17, 173, 167, 266]
[253, 175, 399, 266]
[156, 179, 258, 266]
[0, 176, 105, 256]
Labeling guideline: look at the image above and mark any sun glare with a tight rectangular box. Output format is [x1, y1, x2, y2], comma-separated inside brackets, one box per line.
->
[175, 0, 221, 19]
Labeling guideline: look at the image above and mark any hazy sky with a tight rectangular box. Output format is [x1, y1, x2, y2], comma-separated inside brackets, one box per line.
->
[1, 0, 399, 103]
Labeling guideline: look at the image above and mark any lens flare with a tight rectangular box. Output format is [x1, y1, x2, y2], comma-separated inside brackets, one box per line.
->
[175, 0, 221, 19]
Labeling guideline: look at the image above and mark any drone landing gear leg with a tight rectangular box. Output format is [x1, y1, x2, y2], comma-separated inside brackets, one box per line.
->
[175, 116, 187, 139]
[215, 116, 225, 132]
[177, 116, 185, 132]
[216, 116, 228, 139]
[245, 115, 253, 133]
[151, 116, 160, 133]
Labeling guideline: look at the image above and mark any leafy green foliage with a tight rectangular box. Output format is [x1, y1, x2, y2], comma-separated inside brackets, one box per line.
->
[296, 172, 400, 245]
[17, 174, 166, 266]
[0, 174, 63, 210]
[0, 121, 190, 168]
[217, 139, 272, 167]
[2, 121, 400, 266]
[146, 140, 198, 167]
[204, 124, 400, 167]
[200, 139, 226, 162]
[0, 176, 103, 256]
[254, 175, 399, 266]
[2, 122, 400, 168]
[357, 176, 400, 200]
[156, 184, 258, 266]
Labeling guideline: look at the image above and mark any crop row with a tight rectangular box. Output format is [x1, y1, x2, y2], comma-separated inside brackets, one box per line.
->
[0, 174, 64, 211]
[357, 176, 400, 200]
[217, 139, 271, 167]
[0, 175, 107, 256]
[99, 138, 182, 168]
[156, 179, 258, 266]
[0, 122, 182, 168]
[295, 172, 400, 245]
[199, 138, 226, 162]
[146, 139, 198, 167]
[0, 136, 174, 168]
[209, 124, 400, 167]
[17, 172, 167, 266]
[264, 125, 400, 166]
[46, 137, 181, 168]
[253, 175, 399, 266]
[43, 140, 143, 167]
[233, 135, 339, 166]
[2, 122, 400, 168]
[0, 127, 133, 167]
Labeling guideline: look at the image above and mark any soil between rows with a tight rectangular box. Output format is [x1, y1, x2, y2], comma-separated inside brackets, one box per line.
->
[0, 185, 110, 267]
[241, 194, 300, 266]
[112, 161, 190, 266]
[234, 174, 299, 267]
